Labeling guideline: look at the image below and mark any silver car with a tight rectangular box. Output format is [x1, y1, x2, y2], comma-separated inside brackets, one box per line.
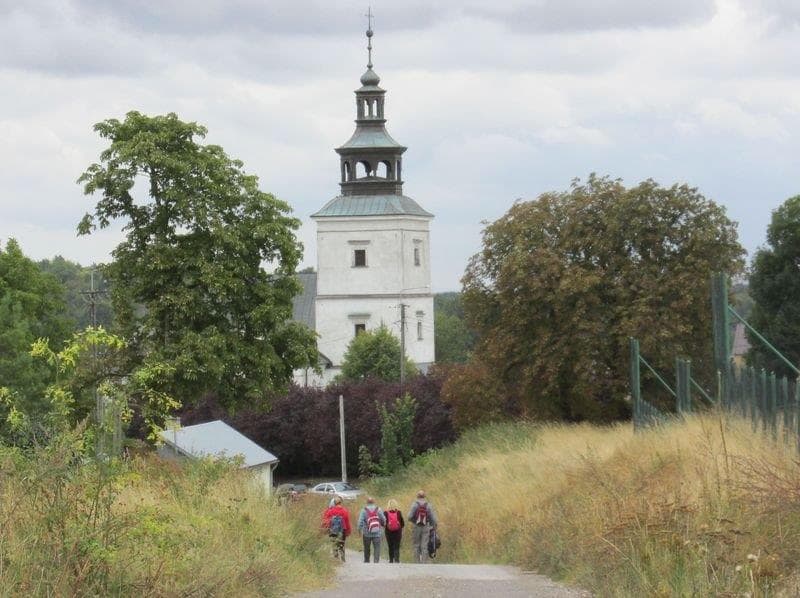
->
[309, 481, 364, 501]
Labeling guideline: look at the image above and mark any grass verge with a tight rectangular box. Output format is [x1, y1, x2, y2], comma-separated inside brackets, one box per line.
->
[366, 415, 800, 597]
[0, 432, 333, 597]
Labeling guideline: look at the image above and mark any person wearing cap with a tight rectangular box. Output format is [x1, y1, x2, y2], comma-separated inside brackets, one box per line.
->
[407, 490, 438, 563]
[357, 496, 386, 563]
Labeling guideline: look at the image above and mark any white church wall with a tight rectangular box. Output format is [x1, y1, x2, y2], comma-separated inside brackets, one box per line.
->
[315, 294, 434, 368]
[312, 213, 435, 370]
[315, 215, 431, 297]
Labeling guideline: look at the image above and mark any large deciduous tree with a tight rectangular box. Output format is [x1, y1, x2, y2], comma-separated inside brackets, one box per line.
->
[0, 239, 72, 433]
[748, 195, 800, 377]
[453, 174, 744, 423]
[77, 112, 317, 410]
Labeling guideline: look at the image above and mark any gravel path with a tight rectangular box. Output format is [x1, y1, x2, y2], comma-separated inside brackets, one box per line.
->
[297, 551, 590, 598]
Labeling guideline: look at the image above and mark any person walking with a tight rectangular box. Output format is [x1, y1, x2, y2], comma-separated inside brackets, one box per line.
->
[408, 490, 438, 564]
[322, 495, 351, 561]
[384, 498, 405, 563]
[357, 496, 386, 563]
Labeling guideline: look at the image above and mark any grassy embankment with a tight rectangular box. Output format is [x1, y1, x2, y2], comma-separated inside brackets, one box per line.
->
[0, 433, 333, 597]
[364, 415, 800, 597]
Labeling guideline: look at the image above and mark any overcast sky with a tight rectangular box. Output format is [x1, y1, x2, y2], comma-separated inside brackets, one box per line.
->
[1, 0, 798, 291]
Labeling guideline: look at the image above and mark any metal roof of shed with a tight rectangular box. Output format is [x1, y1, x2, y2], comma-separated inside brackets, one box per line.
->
[312, 194, 433, 218]
[160, 420, 278, 468]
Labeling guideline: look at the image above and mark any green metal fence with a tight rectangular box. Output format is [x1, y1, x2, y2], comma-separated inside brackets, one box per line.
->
[629, 272, 800, 449]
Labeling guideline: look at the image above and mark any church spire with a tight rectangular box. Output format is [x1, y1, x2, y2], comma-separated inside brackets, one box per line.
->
[366, 7, 374, 69]
[335, 15, 406, 197]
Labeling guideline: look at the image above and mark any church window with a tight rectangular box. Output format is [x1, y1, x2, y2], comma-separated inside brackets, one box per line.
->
[417, 321, 423, 340]
[355, 323, 366, 336]
[414, 247, 420, 266]
[353, 249, 367, 267]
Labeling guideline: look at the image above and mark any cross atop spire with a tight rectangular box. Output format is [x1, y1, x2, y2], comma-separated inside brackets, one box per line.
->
[365, 7, 374, 69]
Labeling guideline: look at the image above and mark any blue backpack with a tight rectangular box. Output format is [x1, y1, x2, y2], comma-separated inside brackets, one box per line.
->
[329, 514, 344, 536]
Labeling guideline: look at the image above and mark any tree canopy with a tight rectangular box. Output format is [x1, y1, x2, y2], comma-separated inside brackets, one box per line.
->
[0, 239, 72, 434]
[434, 293, 475, 364]
[748, 195, 800, 377]
[338, 325, 416, 382]
[77, 111, 317, 410]
[452, 174, 745, 423]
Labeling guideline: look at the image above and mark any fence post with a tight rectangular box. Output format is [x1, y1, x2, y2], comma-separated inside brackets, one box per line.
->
[760, 369, 768, 433]
[781, 376, 790, 444]
[749, 366, 758, 432]
[630, 338, 641, 431]
[711, 273, 731, 405]
[676, 358, 691, 415]
[769, 373, 778, 441]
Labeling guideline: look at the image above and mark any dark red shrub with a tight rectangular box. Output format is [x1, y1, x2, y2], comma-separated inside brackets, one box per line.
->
[180, 371, 456, 478]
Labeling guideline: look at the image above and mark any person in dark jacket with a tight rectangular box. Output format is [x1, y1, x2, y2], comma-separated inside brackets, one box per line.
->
[408, 490, 438, 564]
[383, 498, 405, 563]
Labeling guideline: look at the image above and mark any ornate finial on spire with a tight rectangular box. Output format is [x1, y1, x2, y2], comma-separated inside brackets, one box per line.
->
[365, 7, 374, 69]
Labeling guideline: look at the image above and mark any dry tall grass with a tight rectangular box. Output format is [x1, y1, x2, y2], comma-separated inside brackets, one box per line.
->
[369, 415, 800, 597]
[0, 433, 333, 597]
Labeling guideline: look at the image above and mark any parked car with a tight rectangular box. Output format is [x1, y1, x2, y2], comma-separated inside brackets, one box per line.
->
[275, 483, 308, 504]
[309, 481, 364, 501]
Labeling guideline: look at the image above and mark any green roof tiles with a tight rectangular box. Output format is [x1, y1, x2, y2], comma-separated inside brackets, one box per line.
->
[311, 195, 433, 218]
[337, 127, 405, 150]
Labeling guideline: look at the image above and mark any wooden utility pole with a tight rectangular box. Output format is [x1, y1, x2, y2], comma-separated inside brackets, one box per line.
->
[399, 303, 407, 389]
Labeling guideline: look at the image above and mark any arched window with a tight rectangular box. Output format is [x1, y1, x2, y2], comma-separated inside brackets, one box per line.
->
[343, 161, 352, 182]
[377, 160, 392, 179]
[357, 161, 372, 178]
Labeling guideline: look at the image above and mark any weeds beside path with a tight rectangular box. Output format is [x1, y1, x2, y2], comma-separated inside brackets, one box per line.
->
[297, 550, 590, 598]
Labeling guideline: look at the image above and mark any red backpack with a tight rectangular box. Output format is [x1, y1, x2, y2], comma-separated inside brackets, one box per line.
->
[366, 507, 382, 533]
[386, 510, 401, 531]
[414, 501, 428, 526]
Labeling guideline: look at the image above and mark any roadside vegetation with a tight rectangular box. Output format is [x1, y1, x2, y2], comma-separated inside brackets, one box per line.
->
[368, 415, 800, 597]
[0, 429, 333, 596]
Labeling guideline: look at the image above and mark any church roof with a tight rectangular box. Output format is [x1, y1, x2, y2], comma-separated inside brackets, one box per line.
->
[292, 271, 317, 330]
[337, 126, 405, 150]
[312, 194, 433, 218]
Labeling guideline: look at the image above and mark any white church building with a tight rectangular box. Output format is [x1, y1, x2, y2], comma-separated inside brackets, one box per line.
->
[293, 26, 435, 386]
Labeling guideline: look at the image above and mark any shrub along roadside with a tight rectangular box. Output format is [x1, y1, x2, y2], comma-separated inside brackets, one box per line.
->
[0, 430, 333, 596]
[367, 415, 800, 597]
[182, 372, 456, 478]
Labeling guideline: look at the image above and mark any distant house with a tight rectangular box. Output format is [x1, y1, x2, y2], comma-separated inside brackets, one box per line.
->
[158, 420, 279, 492]
[732, 322, 751, 367]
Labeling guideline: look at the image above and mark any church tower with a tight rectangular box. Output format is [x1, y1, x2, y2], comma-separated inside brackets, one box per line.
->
[311, 22, 435, 380]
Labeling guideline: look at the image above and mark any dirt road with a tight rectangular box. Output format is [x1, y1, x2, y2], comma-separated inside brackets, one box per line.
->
[298, 551, 590, 598]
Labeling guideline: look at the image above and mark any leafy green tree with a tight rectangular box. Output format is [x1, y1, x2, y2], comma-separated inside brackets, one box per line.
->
[38, 256, 113, 330]
[378, 393, 417, 475]
[748, 195, 800, 377]
[434, 293, 475, 363]
[458, 174, 745, 423]
[77, 112, 317, 410]
[0, 239, 72, 432]
[338, 325, 416, 382]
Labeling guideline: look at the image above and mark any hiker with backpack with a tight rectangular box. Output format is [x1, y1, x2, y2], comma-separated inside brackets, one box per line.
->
[384, 498, 405, 563]
[408, 490, 438, 564]
[357, 496, 386, 563]
[322, 496, 352, 561]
